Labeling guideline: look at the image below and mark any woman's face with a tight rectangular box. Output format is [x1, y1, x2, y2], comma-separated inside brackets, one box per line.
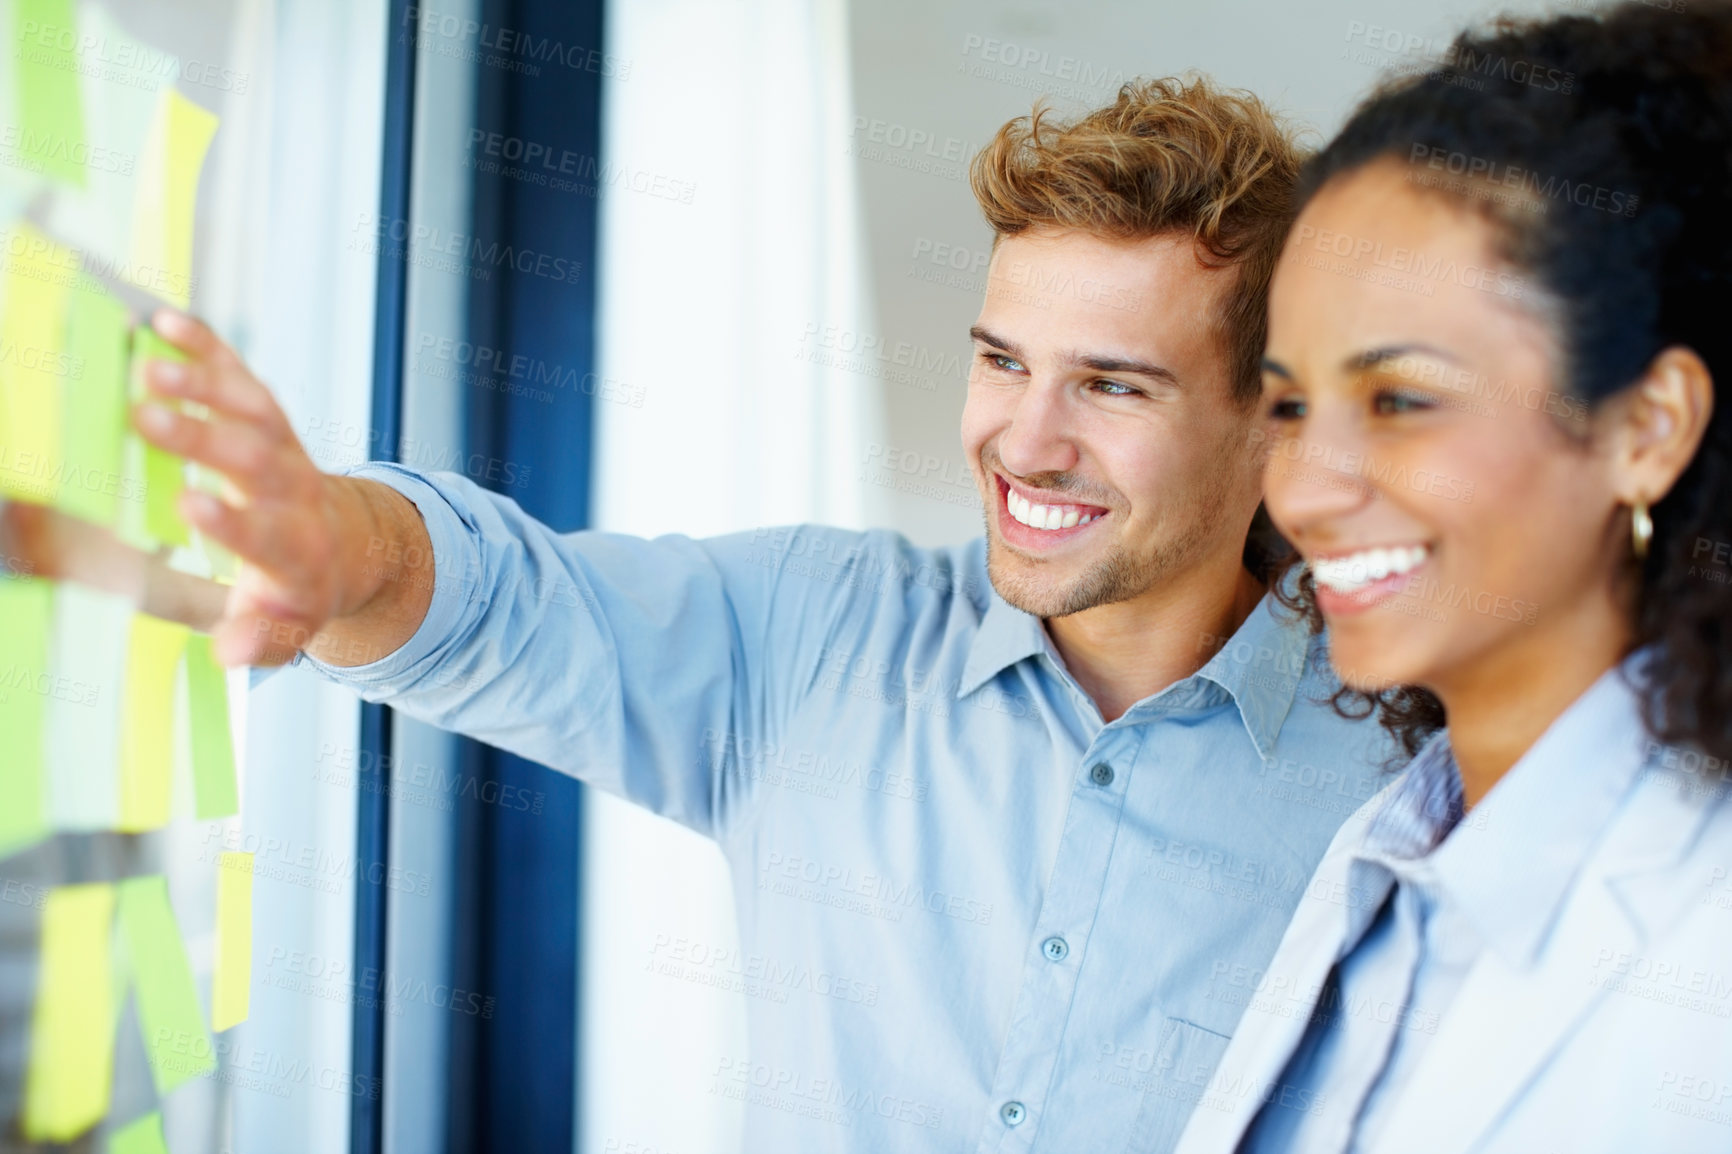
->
[1261, 160, 1631, 695]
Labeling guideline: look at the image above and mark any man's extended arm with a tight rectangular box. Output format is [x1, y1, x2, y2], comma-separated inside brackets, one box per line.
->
[126, 309, 435, 668]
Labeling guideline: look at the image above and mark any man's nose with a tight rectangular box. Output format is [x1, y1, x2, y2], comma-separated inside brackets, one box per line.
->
[997, 382, 1080, 478]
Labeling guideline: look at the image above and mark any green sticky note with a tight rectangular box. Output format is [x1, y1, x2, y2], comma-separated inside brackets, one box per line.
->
[23, 884, 117, 1142]
[212, 852, 252, 1031]
[116, 876, 213, 1095]
[184, 634, 237, 819]
[128, 328, 190, 547]
[108, 1110, 170, 1154]
[0, 576, 52, 853]
[56, 284, 131, 528]
[119, 614, 188, 832]
[13, 0, 88, 187]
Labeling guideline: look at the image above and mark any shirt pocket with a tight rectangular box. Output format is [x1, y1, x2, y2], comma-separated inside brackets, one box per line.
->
[1125, 1017, 1234, 1154]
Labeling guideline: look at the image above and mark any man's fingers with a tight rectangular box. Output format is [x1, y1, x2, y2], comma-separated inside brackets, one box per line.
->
[142, 357, 290, 436]
[179, 490, 334, 599]
[136, 406, 307, 500]
[150, 309, 240, 368]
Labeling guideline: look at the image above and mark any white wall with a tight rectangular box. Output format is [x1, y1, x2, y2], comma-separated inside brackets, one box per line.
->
[848, 0, 1561, 548]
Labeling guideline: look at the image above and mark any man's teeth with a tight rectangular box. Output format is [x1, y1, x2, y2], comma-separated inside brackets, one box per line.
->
[1007, 488, 1099, 531]
[1311, 545, 1431, 593]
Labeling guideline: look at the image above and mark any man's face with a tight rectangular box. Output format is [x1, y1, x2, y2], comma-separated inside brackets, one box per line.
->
[962, 227, 1263, 618]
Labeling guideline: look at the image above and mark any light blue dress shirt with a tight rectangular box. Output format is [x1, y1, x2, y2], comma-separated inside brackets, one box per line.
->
[304, 463, 1396, 1154]
[1240, 657, 1658, 1154]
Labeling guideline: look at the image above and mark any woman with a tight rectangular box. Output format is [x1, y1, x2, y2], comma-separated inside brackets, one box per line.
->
[1176, 3, 1732, 1152]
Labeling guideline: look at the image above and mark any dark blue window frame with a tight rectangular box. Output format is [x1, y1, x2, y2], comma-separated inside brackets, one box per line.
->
[356, 1, 604, 1150]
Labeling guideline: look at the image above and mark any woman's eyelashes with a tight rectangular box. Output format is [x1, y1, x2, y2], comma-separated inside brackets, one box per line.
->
[1266, 393, 1305, 422]
[1262, 384, 1440, 423]
[1370, 386, 1438, 415]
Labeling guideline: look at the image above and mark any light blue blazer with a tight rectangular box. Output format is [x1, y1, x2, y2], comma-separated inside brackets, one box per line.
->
[1176, 666, 1732, 1154]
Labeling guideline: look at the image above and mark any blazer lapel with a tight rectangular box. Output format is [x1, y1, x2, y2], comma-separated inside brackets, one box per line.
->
[1371, 769, 1712, 1154]
[1177, 847, 1396, 1151]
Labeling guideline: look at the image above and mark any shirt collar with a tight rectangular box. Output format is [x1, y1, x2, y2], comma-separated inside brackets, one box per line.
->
[1357, 732, 1464, 862]
[1189, 582, 1311, 762]
[957, 583, 1052, 700]
[1400, 651, 1656, 967]
[956, 569, 1312, 761]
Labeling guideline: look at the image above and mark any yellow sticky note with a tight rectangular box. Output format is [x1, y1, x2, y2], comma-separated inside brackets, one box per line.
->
[117, 875, 214, 1094]
[212, 851, 252, 1031]
[119, 614, 189, 832]
[129, 89, 218, 309]
[0, 227, 75, 504]
[23, 884, 117, 1142]
[108, 1111, 170, 1154]
[56, 283, 131, 527]
[0, 576, 53, 853]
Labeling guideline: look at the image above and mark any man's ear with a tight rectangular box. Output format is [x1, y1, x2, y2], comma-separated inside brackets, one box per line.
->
[1607, 346, 1715, 507]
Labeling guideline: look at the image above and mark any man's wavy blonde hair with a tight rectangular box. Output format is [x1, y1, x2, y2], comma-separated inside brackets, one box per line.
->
[970, 76, 1303, 405]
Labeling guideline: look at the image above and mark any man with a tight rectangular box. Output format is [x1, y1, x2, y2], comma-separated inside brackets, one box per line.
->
[129, 78, 1393, 1152]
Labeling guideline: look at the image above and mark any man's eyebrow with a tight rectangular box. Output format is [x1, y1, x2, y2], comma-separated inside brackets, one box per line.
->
[968, 327, 1180, 384]
[1346, 343, 1461, 372]
[968, 325, 1023, 359]
[1067, 351, 1179, 385]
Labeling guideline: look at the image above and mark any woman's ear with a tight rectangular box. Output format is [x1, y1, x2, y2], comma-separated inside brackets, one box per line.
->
[1608, 346, 1715, 506]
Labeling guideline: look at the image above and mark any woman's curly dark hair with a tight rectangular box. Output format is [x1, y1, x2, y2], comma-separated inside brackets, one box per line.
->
[1274, 0, 1732, 762]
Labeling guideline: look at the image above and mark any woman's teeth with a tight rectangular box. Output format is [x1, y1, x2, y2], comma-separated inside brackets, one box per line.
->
[1311, 544, 1431, 594]
[1007, 488, 1099, 531]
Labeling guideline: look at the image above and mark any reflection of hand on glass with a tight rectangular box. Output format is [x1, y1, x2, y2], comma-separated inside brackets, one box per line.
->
[0, 496, 230, 641]
[129, 309, 434, 668]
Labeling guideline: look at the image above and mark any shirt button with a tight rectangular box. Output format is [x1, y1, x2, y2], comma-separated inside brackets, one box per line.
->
[1000, 1100, 1027, 1127]
[1089, 762, 1115, 787]
[1041, 935, 1069, 962]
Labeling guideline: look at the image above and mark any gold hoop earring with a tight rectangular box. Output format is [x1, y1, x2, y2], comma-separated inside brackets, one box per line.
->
[1631, 500, 1653, 561]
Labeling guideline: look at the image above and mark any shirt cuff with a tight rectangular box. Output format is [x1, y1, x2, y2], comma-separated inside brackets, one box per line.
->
[295, 463, 483, 690]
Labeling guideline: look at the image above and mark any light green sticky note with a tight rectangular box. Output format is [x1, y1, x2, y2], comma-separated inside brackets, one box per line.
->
[45, 583, 129, 830]
[108, 1110, 170, 1154]
[23, 883, 117, 1142]
[0, 576, 52, 853]
[183, 634, 237, 819]
[115, 419, 152, 551]
[116, 875, 213, 1095]
[41, 3, 176, 264]
[56, 284, 131, 528]
[12, 0, 88, 187]
[128, 328, 189, 547]
[118, 613, 188, 832]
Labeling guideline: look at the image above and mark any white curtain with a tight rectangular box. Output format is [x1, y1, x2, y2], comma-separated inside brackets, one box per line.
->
[584, 0, 881, 1150]
[208, 1, 384, 1150]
